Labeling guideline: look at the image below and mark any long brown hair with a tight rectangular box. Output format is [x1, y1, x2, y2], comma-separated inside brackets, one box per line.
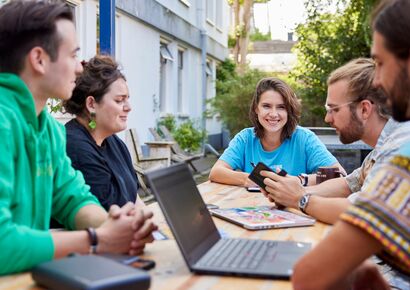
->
[372, 0, 410, 60]
[249, 77, 301, 142]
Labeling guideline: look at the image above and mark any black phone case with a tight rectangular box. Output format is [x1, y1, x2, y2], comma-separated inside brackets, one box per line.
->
[248, 162, 287, 190]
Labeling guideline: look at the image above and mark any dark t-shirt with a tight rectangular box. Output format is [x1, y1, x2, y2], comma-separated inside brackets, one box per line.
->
[65, 119, 138, 210]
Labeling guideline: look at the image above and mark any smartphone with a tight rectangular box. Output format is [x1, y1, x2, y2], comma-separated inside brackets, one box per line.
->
[246, 186, 261, 192]
[248, 162, 287, 190]
[99, 253, 156, 270]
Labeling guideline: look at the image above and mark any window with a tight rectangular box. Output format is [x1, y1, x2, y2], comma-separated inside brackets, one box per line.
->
[66, 2, 76, 21]
[206, 0, 215, 24]
[65, 1, 80, 28]
[179, 0, 190, 7]
[215, 1, 223, 28]
[206, 60, 214, 114]
[205, 62, 212, 77]
[177, 49, 185, 113]
[159, 42, 173, 113]
[160, 45, 174, 63]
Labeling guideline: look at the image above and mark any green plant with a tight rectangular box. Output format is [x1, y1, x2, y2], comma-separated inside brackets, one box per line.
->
[47, 98, 63, 114]
[156, 115, 205, 153]
[173, 120, 205, 153]
[157, 114, 176, 135]
[249, 28, 271, 42]
[290, 0, 378, 125]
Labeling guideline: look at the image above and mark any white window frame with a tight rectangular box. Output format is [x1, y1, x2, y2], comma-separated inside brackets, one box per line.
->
[159, 40, 173, 114]
[177, 47, 187, 114]
[179, 0, 190, 8]
[206, 0, 215, 25]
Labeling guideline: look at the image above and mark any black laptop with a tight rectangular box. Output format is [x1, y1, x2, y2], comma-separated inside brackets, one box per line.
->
[145, 163, 311, 279]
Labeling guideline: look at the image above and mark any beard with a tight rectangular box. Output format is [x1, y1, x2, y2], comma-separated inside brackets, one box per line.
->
[338, 109, 365, 144]
[387, 65, 410, 122]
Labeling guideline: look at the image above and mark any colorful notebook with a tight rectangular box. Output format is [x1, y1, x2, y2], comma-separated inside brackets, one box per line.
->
[210, 206, 315, 230]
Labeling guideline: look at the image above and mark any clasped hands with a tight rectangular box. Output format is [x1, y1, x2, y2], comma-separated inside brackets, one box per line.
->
[96, 202, 158, 256]
[258, 170, 306, 209]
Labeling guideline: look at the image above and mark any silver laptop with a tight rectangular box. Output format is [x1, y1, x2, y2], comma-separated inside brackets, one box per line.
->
[146, 163, 311, 279]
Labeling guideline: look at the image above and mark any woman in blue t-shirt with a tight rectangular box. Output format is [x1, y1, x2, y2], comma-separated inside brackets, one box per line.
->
[209, 77, 344, 187]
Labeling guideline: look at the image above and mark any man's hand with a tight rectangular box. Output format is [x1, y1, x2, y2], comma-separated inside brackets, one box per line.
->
[96, 203, 157, 255]
[108, 202, 135, 219]
[95, 213, 135, 254]
[260, 170, 305, 209]
[350, 261, 390, 290]
[129, 207, 158, 255]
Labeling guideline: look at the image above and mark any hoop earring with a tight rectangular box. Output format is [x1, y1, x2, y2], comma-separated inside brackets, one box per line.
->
[88, 112, 96, 130]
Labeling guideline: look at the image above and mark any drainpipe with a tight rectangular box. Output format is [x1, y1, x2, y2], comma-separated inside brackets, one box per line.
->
[197, 1, 207, 148]
[99, 0, 115, 57]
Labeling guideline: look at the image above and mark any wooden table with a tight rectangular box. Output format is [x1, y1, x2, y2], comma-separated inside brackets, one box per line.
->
[0, 182, 332, 290]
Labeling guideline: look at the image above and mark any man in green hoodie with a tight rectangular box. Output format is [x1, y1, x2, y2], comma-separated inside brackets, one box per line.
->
[0, 0, 156, 275]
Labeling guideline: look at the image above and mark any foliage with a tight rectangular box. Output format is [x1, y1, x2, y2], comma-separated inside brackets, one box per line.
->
[173, 120, 206, 153]
[291, 0, 378, 126]
[228, 34, 237, 48]
[157, 114, 176, 134]
[157, 115, 205, 153]
[210, 59, 268, 137]
[47, 98, 63, 114]
[249, 28, 271, 42]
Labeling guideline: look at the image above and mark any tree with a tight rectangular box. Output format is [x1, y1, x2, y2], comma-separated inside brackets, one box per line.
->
[229, 0, 270, 74]
[291, 0, 379, 125]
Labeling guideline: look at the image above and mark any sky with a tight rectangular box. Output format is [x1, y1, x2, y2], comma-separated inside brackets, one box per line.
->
[253, 0, 307, 41]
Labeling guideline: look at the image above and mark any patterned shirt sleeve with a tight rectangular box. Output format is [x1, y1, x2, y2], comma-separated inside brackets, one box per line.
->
[340, 154, 410, 275]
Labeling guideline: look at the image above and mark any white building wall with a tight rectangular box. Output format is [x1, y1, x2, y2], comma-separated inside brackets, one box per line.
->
[155, 0, 197, 25]
[117, 13, 160, 141]
[64, 0, 227, 144]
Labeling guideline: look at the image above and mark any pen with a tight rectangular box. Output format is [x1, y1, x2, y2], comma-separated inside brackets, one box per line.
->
[250, 162, 256, 168]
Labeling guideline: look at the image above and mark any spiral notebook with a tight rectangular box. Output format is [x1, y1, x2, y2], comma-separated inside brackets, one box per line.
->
[210, 206, 315, 230]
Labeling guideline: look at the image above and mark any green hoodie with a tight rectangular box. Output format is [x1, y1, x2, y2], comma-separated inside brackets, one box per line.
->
[0, 73, 100, 275]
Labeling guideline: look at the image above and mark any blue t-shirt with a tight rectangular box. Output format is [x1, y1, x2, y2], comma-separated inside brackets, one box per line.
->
[219, 126, 337, 175]
[399, 142, 410, 157]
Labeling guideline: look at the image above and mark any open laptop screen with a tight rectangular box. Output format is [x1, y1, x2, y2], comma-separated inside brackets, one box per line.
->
[146, 164, 220, 265]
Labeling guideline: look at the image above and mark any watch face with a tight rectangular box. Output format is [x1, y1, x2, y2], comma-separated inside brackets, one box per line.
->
[299, 195, 309, 210]
[299, 196, 307, 208]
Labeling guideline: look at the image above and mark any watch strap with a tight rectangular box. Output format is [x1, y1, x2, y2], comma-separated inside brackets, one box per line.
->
[85, 227, 98, 254]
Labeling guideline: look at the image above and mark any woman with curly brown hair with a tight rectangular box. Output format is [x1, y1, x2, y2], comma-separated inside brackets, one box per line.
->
[63, 55, 140, 210]
[209, 77, 342, 187]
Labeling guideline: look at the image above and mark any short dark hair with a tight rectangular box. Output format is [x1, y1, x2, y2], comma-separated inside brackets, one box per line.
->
[249, 77, 301, 142]
[328, 58, 390, 119]
[372, 0, 410, 60]
[63, 55, 126, 117]
[0, 0, 73, 74]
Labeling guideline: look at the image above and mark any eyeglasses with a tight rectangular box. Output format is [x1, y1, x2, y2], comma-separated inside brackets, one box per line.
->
[324, 101, 354, 115]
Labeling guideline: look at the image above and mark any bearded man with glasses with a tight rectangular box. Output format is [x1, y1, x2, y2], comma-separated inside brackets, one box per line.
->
[292, 1, 410, 288]
[261, 57, 410, 224]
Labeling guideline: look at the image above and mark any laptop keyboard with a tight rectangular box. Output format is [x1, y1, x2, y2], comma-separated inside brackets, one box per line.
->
[197, 239, 278, 270]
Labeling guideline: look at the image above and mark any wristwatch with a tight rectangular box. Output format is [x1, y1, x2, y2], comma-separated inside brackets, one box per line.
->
[85, 227, 98, 254]
[298, 194, 312, 214]
[298, 173, 309, 186]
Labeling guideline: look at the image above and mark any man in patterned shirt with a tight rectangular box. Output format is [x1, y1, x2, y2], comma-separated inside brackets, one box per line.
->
[292, 0, 410, 289]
